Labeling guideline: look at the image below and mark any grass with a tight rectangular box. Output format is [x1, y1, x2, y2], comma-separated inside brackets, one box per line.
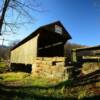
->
[0, 62, 6, 68]
[0, 72, 99, 99]
[0, 61, 9, 73]
[0, 72, 29, 82]
[0, 72, 60, 87]
[0, 72, 77, 99]
[0, 72, 76, 100]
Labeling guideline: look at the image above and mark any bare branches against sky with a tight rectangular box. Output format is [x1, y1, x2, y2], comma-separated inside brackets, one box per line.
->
[0, 0, 42, 35]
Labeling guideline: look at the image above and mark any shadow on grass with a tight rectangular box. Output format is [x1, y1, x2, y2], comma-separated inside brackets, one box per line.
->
[81, 95, 100, 100]
[0, 84, 77, 100]
[0, 80, 72, 90]
[0, 69, 99, 100]
[0, 84, 100, 100]
[0, 73, 99, 89]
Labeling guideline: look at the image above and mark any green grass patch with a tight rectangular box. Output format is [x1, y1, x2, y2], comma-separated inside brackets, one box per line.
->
[0, 62, 8, 73]
[0, 72, 73, 99]
[0, 62, 6, 68]
[0, 72, 59, 87]
[0, 72, 30, 82]
[0, 72, 99, 100]
[24, 77, 53, 87]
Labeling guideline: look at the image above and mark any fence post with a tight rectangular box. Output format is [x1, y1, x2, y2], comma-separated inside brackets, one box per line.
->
[72, 49, 77, 63]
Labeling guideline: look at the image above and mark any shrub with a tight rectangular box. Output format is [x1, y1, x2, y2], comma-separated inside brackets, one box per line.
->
[0, 62, 9, 73]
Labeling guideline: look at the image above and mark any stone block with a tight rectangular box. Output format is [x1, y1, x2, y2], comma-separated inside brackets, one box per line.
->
[96, 82, 100, 87]
[56, 62, 65, 67]
[36, 57, 43, 60]
[56, 57, 65, 62]
[82, 63, 100, 74]
[31, 57, 69, 81]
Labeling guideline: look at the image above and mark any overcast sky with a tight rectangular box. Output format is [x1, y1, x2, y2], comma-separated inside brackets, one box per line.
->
[0, 0, 100, 46]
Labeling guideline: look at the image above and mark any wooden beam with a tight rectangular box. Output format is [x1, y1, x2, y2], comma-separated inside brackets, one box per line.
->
[44, 45, 52, 49]
[52, 42, 63, 46]
[71, 45, 100, 63]
[38, 42, 63, 50]
[73, 45, 100, 52]
[72, 49, 77, 63]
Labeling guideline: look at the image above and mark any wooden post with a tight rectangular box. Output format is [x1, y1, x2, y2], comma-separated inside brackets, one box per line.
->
[72, 49, 77, 63]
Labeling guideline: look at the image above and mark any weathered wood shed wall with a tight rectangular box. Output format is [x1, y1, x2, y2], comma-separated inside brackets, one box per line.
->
[11, 35, 39, 64]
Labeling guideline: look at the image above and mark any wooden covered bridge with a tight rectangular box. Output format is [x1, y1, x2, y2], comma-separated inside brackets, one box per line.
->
[10, 21, 72, 72]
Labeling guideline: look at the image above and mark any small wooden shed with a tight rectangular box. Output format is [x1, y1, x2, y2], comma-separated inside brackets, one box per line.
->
[10, 21, 71, 72]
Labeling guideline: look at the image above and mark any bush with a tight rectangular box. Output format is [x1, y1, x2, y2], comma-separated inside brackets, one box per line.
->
[0, 62, 9, 73]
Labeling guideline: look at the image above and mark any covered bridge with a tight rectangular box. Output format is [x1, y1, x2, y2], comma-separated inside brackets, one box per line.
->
[10, 21, 71, 72]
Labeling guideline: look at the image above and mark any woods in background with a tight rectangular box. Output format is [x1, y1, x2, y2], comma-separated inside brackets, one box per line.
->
[0, 46, 10, 61]
[0, 40, 19, 61]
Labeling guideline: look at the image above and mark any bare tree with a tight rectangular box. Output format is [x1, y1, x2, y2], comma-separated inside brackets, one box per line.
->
[0, 0, 42, 35]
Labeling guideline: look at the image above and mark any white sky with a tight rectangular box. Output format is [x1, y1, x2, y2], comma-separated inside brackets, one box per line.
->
[0, 37, 9, 46]
[0, 34, 22, 46]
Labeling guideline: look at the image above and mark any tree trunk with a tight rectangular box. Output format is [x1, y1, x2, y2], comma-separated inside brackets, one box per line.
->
[0, 0, 10, 35]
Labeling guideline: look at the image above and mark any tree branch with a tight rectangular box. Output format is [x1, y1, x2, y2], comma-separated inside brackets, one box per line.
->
[0, 0, 11, 35]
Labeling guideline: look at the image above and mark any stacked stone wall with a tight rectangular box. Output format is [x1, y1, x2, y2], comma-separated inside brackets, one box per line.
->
[32, 57, 69, 80]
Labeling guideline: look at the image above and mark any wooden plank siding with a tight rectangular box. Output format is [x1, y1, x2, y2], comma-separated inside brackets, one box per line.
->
[11, 34, 39, 64]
